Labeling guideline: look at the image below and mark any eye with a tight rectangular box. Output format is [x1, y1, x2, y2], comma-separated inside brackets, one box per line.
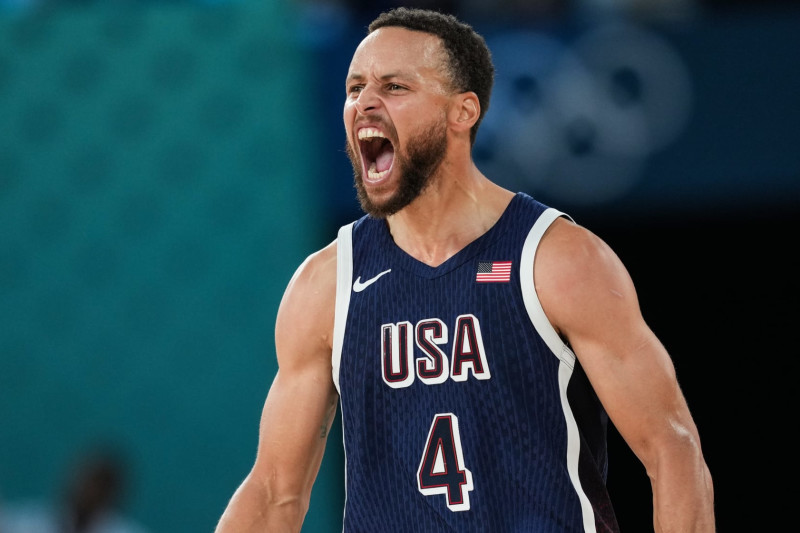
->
[387, 83, 406, 91]
[348, 84, 364, 96]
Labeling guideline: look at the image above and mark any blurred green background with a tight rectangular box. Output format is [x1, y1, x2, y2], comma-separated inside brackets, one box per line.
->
[0, 2, 343, 531]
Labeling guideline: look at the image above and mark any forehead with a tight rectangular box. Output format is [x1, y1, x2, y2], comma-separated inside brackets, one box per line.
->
[347, 26, 446, 80]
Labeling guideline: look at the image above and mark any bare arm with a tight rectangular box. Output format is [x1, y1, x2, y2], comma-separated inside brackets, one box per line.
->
[215, 242, 339, 533]
[536, 218, 715, 533]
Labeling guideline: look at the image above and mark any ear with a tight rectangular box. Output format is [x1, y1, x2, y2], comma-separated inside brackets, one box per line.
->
[449, 91, 480, 133]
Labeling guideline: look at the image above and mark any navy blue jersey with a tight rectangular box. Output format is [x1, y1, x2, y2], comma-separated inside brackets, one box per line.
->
[331, 193, 619, 532]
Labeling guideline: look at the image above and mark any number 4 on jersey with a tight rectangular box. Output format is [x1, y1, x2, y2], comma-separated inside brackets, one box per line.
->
[417, 413, 474, 512]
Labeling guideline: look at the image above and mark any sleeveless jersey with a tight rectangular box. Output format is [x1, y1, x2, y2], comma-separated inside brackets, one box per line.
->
[331, 193, 620, 532]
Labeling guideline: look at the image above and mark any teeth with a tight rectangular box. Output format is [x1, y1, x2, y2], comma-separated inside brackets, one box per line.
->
[367, 162, 389, 180]
[358, 128, 386, 140]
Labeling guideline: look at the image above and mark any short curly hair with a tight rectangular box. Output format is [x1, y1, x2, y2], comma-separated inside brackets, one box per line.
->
[368, 8, 494, 146]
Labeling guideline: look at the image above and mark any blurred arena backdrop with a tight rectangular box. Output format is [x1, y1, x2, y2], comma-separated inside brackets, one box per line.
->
[0, 0, 798, 532]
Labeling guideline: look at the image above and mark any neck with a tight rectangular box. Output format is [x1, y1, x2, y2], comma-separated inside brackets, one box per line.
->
[386, 162, 514, 266]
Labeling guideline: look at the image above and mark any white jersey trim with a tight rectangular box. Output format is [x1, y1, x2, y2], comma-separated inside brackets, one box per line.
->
[520, 207, 597, 533]
[332, 222, 354, 394]
[332, 222, 354, 533]
[520, 207, 575, 367]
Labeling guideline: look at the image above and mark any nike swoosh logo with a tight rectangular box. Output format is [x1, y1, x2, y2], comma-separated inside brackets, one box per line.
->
[353, 269, 392, 292]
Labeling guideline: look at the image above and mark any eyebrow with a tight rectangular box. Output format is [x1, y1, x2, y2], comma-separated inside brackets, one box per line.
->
[346, 71, 412, 84]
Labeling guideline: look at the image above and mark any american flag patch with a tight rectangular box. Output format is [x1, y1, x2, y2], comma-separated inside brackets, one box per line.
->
[476, 261, 512, 283]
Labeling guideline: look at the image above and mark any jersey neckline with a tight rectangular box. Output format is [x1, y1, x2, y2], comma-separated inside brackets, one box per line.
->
[363, 192, 527, 280]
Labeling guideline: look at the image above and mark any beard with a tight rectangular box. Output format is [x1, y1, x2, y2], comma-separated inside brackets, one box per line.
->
[347, 118, 448, 219]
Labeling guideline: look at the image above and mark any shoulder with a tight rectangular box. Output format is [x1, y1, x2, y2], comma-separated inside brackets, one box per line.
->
[286, 238, 339, 297]
[275, 237, 340, 356]
[534, 217, 637, 335]
[537, 217, 619, 275]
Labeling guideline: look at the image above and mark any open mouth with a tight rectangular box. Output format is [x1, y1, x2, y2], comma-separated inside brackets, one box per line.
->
[358, 127, 395, 181]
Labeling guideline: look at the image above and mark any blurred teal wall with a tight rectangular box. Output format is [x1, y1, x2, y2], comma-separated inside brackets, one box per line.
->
[0, 2, 343, 531]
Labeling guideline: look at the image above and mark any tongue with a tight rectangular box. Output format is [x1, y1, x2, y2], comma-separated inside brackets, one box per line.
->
[375, 147, 394, 173]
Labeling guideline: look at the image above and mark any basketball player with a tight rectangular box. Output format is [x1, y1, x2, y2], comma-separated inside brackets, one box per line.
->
[215, 8, 715, 532]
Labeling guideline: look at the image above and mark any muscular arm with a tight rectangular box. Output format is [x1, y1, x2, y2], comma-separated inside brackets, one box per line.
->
[215, 243, 339, 533]
[536, 218, 715, 533]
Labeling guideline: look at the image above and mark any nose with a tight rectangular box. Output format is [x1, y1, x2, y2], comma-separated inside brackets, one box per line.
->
[354, 85, 381, 115]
